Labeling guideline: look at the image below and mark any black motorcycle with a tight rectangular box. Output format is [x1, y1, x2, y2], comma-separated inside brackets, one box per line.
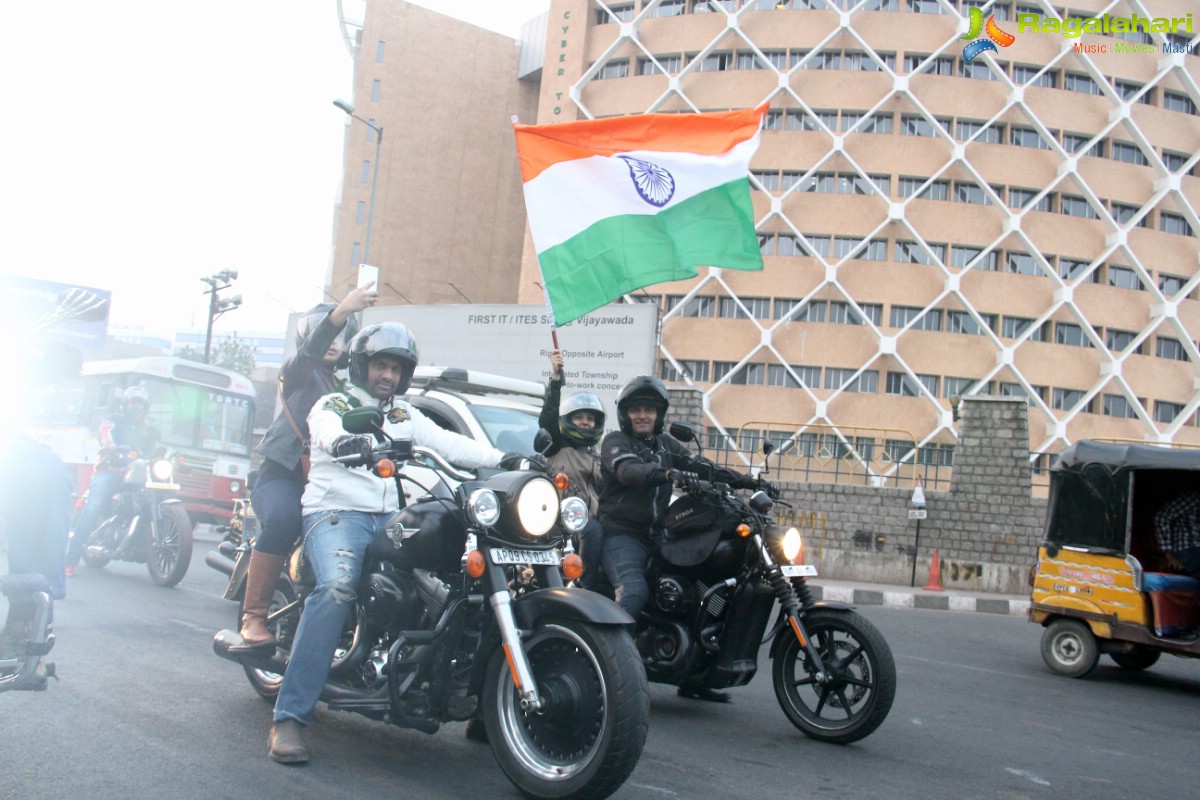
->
[76, 446, 194, 587]
[622, 421, 896, 744]
[0, 574, 56, 692]
[212, 407, 649, 800]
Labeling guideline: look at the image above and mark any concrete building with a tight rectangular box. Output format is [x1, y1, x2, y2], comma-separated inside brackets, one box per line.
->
[333, 0, 1200, 481]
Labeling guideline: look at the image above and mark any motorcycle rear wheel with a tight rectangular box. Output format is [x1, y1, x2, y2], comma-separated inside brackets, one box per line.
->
[147, 504, 194, 587]
[772, 608, 896, 744]
[243, 578, 297, 702]
[482, 619, 649, 800]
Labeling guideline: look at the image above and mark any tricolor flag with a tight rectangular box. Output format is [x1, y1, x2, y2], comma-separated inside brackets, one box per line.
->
[514, 105, 768, 326]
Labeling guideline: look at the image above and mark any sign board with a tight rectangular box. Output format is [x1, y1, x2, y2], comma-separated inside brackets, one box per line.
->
[908, 509, 927, 520]
[286, 303, 658, 414]
[1, 275, 111, 358]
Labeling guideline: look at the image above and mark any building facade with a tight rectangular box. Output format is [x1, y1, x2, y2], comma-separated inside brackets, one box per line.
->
[338, 0, 1200, 480]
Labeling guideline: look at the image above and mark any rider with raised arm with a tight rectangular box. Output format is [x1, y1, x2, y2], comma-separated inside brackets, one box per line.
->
[267, 321, 527, 765]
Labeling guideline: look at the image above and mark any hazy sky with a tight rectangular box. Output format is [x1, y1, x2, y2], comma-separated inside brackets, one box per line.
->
[0, 0, 549, 340]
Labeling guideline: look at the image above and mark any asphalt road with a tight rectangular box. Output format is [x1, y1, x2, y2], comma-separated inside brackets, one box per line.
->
[3, 552, 1199, 800]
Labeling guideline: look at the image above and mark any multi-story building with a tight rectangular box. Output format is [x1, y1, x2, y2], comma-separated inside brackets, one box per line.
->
[335, 0, 1200, 480]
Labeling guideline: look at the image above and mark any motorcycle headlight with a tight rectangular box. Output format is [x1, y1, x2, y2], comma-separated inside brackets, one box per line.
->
[515, 477, 559, 537]
[467, 489, 500, 527]
[767, 526, 804, 563]
[150, 459, 174, 482]
[559, 496, 588, 534]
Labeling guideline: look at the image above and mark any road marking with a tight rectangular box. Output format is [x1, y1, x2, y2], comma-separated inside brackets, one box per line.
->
[169, 618, 212, 634]
[1005, 767, 1051, 786]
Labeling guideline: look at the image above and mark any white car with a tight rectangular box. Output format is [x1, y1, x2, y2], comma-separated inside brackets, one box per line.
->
[399, 366, 545, 504]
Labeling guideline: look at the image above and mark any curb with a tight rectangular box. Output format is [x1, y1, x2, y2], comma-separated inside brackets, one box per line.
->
[811, 583, 1031, 617]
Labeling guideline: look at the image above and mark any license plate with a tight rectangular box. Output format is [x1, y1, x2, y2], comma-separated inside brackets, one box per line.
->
[490, 547, 561, 566]
[781, 564, 818, 577]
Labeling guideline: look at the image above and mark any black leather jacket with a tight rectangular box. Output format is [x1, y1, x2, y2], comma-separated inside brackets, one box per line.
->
[255, 314, 347, 472]
[598, 429, 698, 540]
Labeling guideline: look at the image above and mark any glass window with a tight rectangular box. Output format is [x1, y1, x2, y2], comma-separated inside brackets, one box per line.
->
[805, 234, 832, 257]
[1010, 126, 1050, 150]
[792, 365, 822, 386]
[1002, 316, 1047, 341]
[371, 79, 380, 102]
[1013, 64, 1056, 88]
[894, 240, 944, 264]
[712, 361, 734, 382]
[695, 52, 733, 72]
[667, 295, 715, 317]
[355, 200, 365, 225]
[737, 52, 764, 70]
[718, 296, 770, 318]
[1107, 265, 1144, 291]
[1064, 72, 1100, 95]
[1105, 329, 1139, 353]
[958, 59, 996, 80]
[775, 299, 827, 322]
[751, 170, 779, 192]
[1009, 187, 1053, 212]
[1063, 133, 1103, 157]
[1053, 388, 1090, 412]
[956, 119, 1002, 143]
[1102, 394, 1138, 419]
[1160, 212, 1194, 237]
[954, 182, 990, 205]
[1159, 273, 1187, 297]
[1155, 400, 1184, 424]
[1164, 91, 1197, 115]
[829, 301, 866, 325]
[1055, 322, 1091, 347]
[825, 368, 878, 393]
[763, 50, 788, 69]
[946, 310, 994, 335]
[1060, 195, 1098, 219]
[901, 115, 937, 137]
[729, 363, 766, 385]
[1163, 151, 1190, 173]
[350, 242, 361, 267]
[950, 246, 998, 271]
[1156, 337, 1189, 361]
[1112, 141, 1149, 166]
[660, 359, 710, 382]
[1059, 258, 1098, 283]
[890, 305, 941, 331]
[360, 160, 371, 184]
[376, 41, 386, 63]
[1110, 203, 1144, 226]
[1005, 251, 1043, 276]
[598, 3, 635, 22]
[596, 60, 629, 79]
[886, 371, 920, 396]
[651, 0, 686, 16]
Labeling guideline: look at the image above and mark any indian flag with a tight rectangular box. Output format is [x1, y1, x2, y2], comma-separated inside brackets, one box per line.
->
[514, 105, 768, 326]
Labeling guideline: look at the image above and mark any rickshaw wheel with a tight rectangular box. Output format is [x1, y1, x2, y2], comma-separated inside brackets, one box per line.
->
[1110, 646, 1160, 671]
[1041, 619, 1099, 678]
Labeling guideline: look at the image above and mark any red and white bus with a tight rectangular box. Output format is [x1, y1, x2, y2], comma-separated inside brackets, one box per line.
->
[30, 356, 257, 524]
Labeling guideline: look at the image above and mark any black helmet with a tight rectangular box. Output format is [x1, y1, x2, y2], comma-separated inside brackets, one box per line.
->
[616, 375, 669, 435]
[295, 303, 360, 368]
[347, 322, 419, 396]
[559, 392, 605, 447]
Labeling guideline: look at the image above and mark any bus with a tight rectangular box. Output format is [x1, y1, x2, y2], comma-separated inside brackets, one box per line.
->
[31, 356, 257, 524]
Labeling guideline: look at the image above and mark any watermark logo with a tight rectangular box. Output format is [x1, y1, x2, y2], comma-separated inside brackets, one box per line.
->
[961, 8, 1016, 63]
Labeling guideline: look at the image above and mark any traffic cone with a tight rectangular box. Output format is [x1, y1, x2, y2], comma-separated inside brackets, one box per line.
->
[923, 549, 944, 591]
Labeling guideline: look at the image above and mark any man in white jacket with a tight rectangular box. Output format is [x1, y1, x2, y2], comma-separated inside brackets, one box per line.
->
[267, 321, 522, 764]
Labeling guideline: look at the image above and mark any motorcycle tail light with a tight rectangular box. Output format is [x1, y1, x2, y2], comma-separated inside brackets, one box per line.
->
[554, 472, 570, 492]
[465, 550, 486, 579]
[562, 553, 584, 582]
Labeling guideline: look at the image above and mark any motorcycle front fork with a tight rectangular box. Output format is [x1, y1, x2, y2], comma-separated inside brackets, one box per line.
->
[485, 563, 546, 713]
[756, 537, 830, 684]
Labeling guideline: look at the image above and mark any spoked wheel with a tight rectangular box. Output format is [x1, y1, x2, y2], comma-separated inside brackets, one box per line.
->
[80, 518, 120, 568]
[1040, 618, 1099, 678]
[483, 620, 648, 799]
[147, 504, 194, 587]
[772, 608, 896, 744]
[243, 578, 297, 702]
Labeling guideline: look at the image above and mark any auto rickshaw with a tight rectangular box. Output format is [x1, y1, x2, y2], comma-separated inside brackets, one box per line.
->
[1030, 440, 1200, 678]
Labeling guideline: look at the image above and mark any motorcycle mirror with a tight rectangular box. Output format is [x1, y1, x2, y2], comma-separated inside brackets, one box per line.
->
[762, 441, 775, 456]
[533, 428, 554, 455]
[668, 421, 700, 443]
[341, 406, 385, 436]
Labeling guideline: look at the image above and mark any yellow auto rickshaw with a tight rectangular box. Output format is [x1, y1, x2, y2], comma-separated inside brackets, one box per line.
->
[1030, 440, 1200, 678]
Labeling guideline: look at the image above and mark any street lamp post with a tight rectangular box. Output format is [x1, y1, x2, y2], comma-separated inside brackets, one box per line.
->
[201, 269, 242, 364]
[333, 99, 383, 269]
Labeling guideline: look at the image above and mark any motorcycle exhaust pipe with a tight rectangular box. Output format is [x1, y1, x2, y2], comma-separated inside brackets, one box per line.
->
[212, 629, 288, 672]
[204, 550, 236, 576]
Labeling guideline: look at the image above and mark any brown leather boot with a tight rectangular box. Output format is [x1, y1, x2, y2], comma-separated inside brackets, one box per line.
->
[268, 719, 309, 764]
[239, 551, 287, 645]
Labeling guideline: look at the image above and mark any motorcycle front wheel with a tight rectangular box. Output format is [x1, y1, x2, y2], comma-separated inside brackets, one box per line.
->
[482, 619, 649, 800]
[772, 608, 896, 744]
[146, 504, 194, 587]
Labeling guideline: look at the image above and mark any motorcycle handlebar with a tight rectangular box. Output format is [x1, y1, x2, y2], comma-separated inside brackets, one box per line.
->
[334, 443, 477, 483]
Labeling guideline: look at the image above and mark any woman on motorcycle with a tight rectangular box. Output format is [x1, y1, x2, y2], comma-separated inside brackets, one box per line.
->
[235, 289, 374, 647]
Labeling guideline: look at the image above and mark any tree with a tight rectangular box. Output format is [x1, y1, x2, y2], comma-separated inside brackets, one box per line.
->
[178, 332, 258, 377]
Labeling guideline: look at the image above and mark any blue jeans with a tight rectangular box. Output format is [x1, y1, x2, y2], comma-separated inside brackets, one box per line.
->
[601, 530, 653, 627]
[249, 459, 305, 556]
[66, 470, 122, 565]
[273, 510, 390, 725]
[577, 519, 605, 590]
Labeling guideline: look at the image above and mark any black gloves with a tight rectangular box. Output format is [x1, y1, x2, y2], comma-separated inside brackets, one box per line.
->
[668, 469, 702, 489]
[331, 435, 373, 460]
[733, 473, 758, 490]
[500, 452, 528, 471]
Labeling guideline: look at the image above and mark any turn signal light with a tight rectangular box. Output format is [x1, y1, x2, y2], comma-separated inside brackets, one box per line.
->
[737, 524, 752, 538]
[375, 458, 396, 478]
[562, 553, 584, 582]
[465, 550, 486, 579]
[554, 472, 570, 491]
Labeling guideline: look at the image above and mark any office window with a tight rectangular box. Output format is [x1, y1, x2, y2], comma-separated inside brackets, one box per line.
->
[999, 382, 1031, 404]
[943, 376, 980, 398]
[751, 170, 779, 192]
[890, 305, 941, 331]
[375, 41, 386, 63]
[1111, 141, 1149, 166]
[1108, 265, 1144, 291]
[1064, 72, 1100, 95]
[1156, 337, 1189, 361]
[651, 0, 686, 16]
[695, 52, 733, 72]
[729, 363, 766, 385]
[956, 119, 1002, 143]
[365, 120, 378, 143]
[1063, 133, 1103, 157]
[1003, 316, 1047, 341]
[894, 240, 944, 264]
[350, 242, 361, 267]
[829, 301, 865, 325]
[947, 310, 995, 335]
[1005, 251, 1044, 277]
[719, 296, 770, 318]
[1009, 187, 1053, 212]
[1055, 322, 1091, 347]
[804, 234, 832, 257]
[1013, 64, 1056, 88]
[1102, 394, 1138, 419]
[1113, 80, 1146, 102]
[360, 160, 371, 184]
[825, 368, 878, 393]
[901, 114, 940, 136]
[1059, 258, 1097, 283]
[737, 52, 766, 70]
[954, 182, 990, 205]
[1160, 212, 1194, 237]
[355, 201, 366, 225]
[1164, 91, 1197, 115]
[886, 371, 920, 396]
[762, 50, 788, 69]
[851, 113, 894, 134]
[951, 246, 998, 271]
[1162, 150, 1189, 174]
[596, 59, 629, 79]
[667, 295, 715, 317]
[1159, 273, 1187, 297]
[799, 172, 836, 193]
[1110, 203, 1144, 226]
[775, 298, 827, 322]
[1060, 195, 1098, 219]
[791, 365, 823, 386]
[370, 79, 380, 102]
[836, 173, 889, 195]
[897, 178, 949, 201]
[660, 359, 710, 382]
[1155, 400, 1184, 424]
[712, 361, 734, 382]
[1053, 388, 1091, 412]
[1010, 126, 1050, 150]
[1106, 329, 1140, 354]
[597, 3, 635, 22]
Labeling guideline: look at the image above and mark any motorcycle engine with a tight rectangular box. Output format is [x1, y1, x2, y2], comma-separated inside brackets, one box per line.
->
[362, 570, 424, 631]
[653, 575, 696, 616]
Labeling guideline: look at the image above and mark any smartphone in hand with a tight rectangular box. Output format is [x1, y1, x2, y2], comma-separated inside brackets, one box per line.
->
[357, 263, 379, 290]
